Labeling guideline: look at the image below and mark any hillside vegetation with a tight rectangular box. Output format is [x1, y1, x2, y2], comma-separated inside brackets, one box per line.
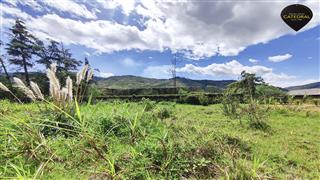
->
[1, 19, 319, 179]
[95, 75, 235, 90]
[286, 82, 320, 90]
[1, 101, 319, 179]
[1, 67, 319, 179]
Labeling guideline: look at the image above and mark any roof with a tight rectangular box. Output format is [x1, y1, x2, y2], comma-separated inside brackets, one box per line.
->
[288, 88, 320, 96]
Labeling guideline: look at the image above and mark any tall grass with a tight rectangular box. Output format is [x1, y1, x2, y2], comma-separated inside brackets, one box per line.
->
[0, 82, 22, 103]
[0, 63, 100, 178]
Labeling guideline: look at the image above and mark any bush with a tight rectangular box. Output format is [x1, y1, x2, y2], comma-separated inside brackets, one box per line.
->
[154, 106, 172, 120]
[241, 102, 270, 131]
[302, 94, 310, 103]
[313, 99, 320, 106]
[87, 84, 103, 103]
[221, 93, 241, 119]
[198, 94, 209, 106]
[178, 87, 189, 95]
[140, 98, 157, 111]
[179, 94, 210, 106]
[279, 95, 289, 104]
[99, 115, 128, 137]
[180, 94, 200, 105]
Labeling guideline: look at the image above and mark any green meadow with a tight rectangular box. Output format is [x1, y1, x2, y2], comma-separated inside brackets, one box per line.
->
[1, 100, 319, 179]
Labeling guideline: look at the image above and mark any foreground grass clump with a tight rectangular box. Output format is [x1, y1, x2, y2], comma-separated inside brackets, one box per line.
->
[1, 100, 320, 179]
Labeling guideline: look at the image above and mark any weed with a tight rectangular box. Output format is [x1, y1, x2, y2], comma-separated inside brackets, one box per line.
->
[140, 98, 157, 111]
[221, 93, 241, 120]
[312, 99, 320, 106]
[154, 106, 173, 120]
[242, 102, 271, 131]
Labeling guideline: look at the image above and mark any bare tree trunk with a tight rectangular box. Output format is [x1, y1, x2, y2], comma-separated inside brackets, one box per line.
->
[22, 55, 30, 86]
[0, 58, 10, 82]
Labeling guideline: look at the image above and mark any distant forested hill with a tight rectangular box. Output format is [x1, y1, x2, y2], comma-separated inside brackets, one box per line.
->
[94, 75, 235, 90]
[286, 82, 320, 90]
[1, 73, 289, 94]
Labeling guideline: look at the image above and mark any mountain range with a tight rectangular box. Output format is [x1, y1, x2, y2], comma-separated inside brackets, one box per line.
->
[95, 75, 319, 91]
[94, 75, 235, 90]
[286, 82, 320, 91]
[1, 73, 319, 91]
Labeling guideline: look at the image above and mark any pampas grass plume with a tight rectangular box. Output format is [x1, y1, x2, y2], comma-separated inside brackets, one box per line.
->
[13, 77, 36, 101]
[30, 81, 44, 100]
[76, 71, 82, 85]
[50, 63, 57, 73]
[66, 76, 73, 103]
[0, 82, 9, 92]
[46, 69, 61, 101]
[86, 69, 94, 82]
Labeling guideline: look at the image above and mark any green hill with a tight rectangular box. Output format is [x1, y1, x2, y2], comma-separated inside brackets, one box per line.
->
[94, 75, 235, 90]
[286, 82, 320, 90]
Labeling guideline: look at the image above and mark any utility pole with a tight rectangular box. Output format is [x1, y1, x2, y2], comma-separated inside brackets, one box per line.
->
[171, 53, 177, 93]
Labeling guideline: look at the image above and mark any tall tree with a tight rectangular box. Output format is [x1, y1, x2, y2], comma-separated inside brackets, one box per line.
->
[37, 40, 81, 77]
[59, 43, 82, 73]
[229, 71, 264, 100]
[0, 41, 10, 82]
[6, 19, 38, 86]
[36, 40, 60, 69]
[84, 57, 89, 66]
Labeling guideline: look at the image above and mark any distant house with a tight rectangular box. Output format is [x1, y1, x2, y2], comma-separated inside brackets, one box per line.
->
[288, 88, 320, 98]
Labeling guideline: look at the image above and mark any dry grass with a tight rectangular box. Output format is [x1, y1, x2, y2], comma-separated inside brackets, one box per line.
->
[13, 77, 36, 101]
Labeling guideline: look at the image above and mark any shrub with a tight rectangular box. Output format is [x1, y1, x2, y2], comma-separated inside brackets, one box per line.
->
[178, 87, 189, 95]
[198, 94, 209, 106]
[287, 95, 294, 104]
[312, 99, 320, 106]
[87, 84, 103, 103]
[267, 97, 276, 105]
[154, 106, 172, 120]
[99, 115, 127, 137]
[180, 94, 200, 105]
[241, 102, 270, 131]
[179, 94, 210, 106]
[140, 98, 157, 111]
[294, 100, 301, 105]
[221, 93, 241, 119]
[279, 95, 289, 104]
[302, 94, 310, 103]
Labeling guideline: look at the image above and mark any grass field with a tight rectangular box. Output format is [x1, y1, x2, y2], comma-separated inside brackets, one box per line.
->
[0, 100, 319, 179]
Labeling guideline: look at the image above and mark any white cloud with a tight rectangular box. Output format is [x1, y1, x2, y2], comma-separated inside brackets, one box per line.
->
[262, 72, 295, 87]
[249, 58, 259, 64]
[42, 0, 96, 19]
[177, 60, 272, 76]
[260, 73, 318, 88]
[268, 53, 293, 62]
[96, 0, 136, 15]
[175, 60, 305, 87]
[24, 14, 151, 53]
[121, 58, 139, 67]
[84, 51, 91, 57]
[1, 1, 319, 59]
[2, 0, 95, 19]
[2, 0, 43, 12]
[135, 1, 320, 59]
[0, 3, 33, 20]
[99, 72, 114, 78]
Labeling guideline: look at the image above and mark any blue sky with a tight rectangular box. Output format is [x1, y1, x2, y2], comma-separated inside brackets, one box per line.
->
[0, 0, 319, 87]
